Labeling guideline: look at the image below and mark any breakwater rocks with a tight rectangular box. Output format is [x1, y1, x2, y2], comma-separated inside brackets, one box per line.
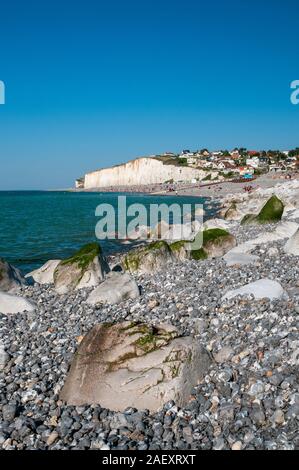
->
[1, 182, 299, 449]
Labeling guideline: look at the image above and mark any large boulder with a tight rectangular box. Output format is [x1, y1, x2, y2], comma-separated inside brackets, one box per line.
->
[25, 260, 61, 285]
[0, 259, 26, 292]
[87, 272, 140, 306]
[222, 278, 286, 301]
[241, 195, 284, 226]
[284, 228, 299, 256]
[60, 322, 211, 412]
[54, 243, 109, 294]
[189, 228, 236, 260]
[0, 292, 36, 314]
[122, 241, 174, 274]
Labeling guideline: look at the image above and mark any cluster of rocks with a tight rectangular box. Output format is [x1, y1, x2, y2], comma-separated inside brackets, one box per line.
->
[1, 185, 299, 449]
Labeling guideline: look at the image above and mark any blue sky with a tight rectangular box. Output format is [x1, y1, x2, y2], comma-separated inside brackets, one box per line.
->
[0, 0, 298, 189]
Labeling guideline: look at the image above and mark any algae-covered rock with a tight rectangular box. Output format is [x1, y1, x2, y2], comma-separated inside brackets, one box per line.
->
[189, 228, 236, 260]
[0, 258, 27, 292]
[241, 195, 284, 226]
[60, 321, 211, 411]
[54, 243, 109, 294]
[122, 240, 174, 273]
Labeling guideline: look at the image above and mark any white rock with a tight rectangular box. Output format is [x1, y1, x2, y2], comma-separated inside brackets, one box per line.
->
[227, 241, 256, 255]
[0, 292, 36, 314]
[21, 389, 38, 403]
[194, 207, 205, 217]
[222, 278, 286, 301]
[163, 223, 193, 241]
[223, 252, 259, 266]
[228, 221, 299, 256]
[25, 260, 61, 284]
[268, 247, 279, 257]
[231, 441, 243, 450]
[284, 228, 299, 256]
[288, 209, 299, 219]
[87, 272, 140, 305]
[253, 221, 299, 245]
[0, 341, 9, 370]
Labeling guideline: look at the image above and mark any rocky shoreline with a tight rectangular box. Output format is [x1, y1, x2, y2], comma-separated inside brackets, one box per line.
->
[2, 179, 299, 450]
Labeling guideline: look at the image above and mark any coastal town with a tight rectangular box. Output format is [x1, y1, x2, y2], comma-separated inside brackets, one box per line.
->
[75, 147, 299, 197]
[157, 147, 299, 177]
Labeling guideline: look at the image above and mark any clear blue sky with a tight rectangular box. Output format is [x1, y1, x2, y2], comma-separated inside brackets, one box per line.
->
[0, 0, 298, 189]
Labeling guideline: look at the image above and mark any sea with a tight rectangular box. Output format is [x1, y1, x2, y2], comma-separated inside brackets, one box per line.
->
[0, 191, 218, 274]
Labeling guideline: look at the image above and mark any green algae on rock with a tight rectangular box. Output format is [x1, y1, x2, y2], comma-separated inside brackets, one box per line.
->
[190, 228, 236, 260]
[54, 242, 108, 293]
[122, 240, 174, 273]
[169, 240, 191, 261]
[241, 195, 284, 226]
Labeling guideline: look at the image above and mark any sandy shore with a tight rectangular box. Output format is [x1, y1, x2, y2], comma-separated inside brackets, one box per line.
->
[152, 172, 299, 199]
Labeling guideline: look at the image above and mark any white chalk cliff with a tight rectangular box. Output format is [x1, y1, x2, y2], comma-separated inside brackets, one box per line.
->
[82, 157, 207, 189]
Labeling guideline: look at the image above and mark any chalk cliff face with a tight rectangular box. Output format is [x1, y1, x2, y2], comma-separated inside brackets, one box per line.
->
[83, 158, 207, 188]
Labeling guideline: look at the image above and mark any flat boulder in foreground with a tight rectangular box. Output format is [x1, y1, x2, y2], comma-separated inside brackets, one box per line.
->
[60, 322, 211, 412]
[87, 272, 140, 305]
[0, 258, 27, 292]
[0, 292, 36, 314]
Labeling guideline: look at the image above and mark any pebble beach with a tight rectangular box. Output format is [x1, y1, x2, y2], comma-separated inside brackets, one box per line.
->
[2, 176, 299, 450]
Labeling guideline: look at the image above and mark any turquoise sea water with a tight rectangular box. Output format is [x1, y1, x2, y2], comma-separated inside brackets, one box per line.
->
[0, 191, 217, 274]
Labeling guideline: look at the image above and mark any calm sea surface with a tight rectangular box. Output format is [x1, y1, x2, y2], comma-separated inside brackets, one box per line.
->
[0, 191, 217, 273]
